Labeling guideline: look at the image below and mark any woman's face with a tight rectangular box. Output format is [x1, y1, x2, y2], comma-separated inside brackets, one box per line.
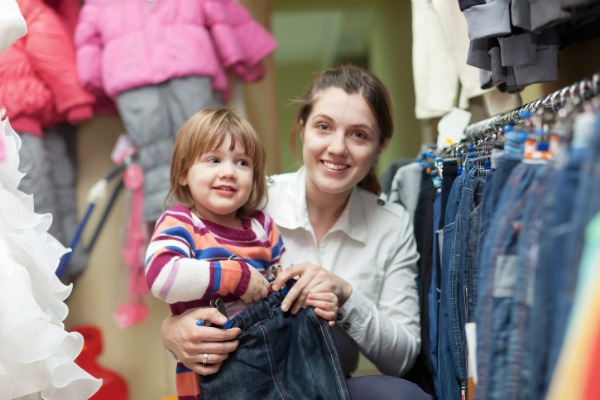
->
[301, 87, 386, 199]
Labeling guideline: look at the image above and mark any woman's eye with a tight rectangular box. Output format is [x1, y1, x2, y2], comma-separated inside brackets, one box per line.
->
[352, 131, 368, 140]
[316, 123, 330, 131]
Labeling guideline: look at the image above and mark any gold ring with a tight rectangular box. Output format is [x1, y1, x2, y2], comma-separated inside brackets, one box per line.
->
[202, 353, 209, 365]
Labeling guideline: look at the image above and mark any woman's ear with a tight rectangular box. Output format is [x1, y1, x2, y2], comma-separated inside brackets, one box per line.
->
[299, 119, 305, 141]
[378, 137, 391, 157]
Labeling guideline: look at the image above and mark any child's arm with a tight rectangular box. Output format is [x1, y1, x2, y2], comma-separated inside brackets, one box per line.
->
[144, 213, 255, 304]
[306, 292, 339, 327]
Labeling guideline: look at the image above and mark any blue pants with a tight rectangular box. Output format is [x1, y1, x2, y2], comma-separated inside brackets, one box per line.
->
[199, 291, 351, 399]
[348, 375, 433, 400]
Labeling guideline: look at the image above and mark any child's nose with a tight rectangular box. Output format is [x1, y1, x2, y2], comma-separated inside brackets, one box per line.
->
[219, 162, 236, 179]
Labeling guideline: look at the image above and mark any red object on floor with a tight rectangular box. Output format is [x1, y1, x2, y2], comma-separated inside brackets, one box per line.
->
[583, 322, 600, 400]
[71, 325, 129, 400]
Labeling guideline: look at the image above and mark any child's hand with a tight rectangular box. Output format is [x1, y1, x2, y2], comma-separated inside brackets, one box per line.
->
[306, 292, 339, 327]
[240, 268, 269, 304]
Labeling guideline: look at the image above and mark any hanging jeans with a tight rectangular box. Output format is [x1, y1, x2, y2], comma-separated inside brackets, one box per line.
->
[191, 290, 350, 400]
[548, 110, 600, 389]
[438, 165, 466, 400]
[525, 147, 588, 398]
[475, 163, 538, 400]
[505, 164, 553, 400]
[438, 161, 485, 400]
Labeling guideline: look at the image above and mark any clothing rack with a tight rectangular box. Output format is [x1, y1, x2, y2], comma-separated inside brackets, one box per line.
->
[463, 72, 600, 140]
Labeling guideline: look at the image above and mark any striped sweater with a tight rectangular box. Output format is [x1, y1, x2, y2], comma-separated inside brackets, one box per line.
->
[145, 204, 285, 317]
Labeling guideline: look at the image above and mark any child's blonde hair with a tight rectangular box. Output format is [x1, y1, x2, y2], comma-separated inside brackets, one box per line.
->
[167, 108, 267, 217]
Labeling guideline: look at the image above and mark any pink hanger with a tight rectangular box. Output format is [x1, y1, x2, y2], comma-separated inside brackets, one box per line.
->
[111, 134, 149, 328]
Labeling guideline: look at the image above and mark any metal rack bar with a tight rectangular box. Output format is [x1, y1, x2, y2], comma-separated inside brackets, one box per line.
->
[463, 72, 600, 140]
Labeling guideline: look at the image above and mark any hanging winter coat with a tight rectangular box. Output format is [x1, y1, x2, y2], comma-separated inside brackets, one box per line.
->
[74, 0, 276, 103]
[0, 0, 94, 137]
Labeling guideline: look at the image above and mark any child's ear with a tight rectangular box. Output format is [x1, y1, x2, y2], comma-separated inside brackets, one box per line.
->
[178, 174, 188, 186]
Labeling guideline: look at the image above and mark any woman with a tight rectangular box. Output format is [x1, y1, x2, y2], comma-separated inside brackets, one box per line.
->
[161, 64, 430, 399]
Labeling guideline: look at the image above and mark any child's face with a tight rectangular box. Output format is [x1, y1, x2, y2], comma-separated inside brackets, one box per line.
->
[179, 135, 254, 227]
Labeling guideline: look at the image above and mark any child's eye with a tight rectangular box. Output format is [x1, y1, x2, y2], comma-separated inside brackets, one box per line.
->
[236, 159, 252, 167]
[206, 157, 220, 164]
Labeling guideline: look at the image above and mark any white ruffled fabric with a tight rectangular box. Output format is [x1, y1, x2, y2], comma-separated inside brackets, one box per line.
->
[0, 117, 102, 399]
[0, 0, 27, 54]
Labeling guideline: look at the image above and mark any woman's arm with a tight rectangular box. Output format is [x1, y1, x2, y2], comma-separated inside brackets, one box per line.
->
[162, 307, 241, 375]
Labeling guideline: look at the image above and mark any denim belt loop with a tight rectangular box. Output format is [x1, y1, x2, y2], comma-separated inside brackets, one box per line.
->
[232, 291, 282, 330]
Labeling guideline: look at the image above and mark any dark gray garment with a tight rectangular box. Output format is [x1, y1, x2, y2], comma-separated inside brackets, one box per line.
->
[18, 126, 88, 282]
[116, 76, 222, 223]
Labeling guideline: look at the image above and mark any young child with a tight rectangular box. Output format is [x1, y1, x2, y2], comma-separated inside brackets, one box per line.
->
[144, 108, 285, 322]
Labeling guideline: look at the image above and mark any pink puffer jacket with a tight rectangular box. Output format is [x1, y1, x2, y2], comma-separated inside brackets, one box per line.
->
[75, 0, 277, 102]
[0, 0, 94, 136]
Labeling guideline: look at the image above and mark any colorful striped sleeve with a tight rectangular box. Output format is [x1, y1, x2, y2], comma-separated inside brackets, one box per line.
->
[264, 212, 285, 267]
[144, 208, 252, 304]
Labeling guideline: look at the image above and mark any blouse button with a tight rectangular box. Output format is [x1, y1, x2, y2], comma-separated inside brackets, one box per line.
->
[377, 198, 385, 206]
[342, 322, 351, 330]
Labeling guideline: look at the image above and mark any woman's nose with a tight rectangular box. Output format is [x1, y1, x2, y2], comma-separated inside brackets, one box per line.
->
[327, 132, 348, 156]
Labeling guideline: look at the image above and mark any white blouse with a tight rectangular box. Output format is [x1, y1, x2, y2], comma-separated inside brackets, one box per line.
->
[265, 167, 421, 377]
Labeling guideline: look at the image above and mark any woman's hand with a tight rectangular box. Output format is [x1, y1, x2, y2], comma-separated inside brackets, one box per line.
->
[161, 307, 241, 376]
[271, 262, 352, 320]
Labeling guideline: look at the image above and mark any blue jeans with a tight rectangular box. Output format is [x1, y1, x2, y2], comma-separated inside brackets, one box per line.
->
[475, 162, 536, 400]
[428, 191, 442, 396]
[439, 162, 485, 400]
[524, 147, 589, 398]
[476, 154, 521, 297]
[199, 291, 351, 399]
[505, 164, 553, 400]
[548, 112, 600, 387]
[347, 375, 433, 400]
[438, 168, 465, 400]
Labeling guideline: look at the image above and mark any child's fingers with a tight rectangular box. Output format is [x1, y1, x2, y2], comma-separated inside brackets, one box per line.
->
[307, 291, 337, 301]
[313, 307, 337, 322]
[305, 298, 337, 311]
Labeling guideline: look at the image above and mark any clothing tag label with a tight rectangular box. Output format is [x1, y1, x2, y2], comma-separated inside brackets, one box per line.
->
[437, 229, 443, 256]
[437, 107, 471, 150]
[493, 254, 518, 298]
[465, 322, 478, 386]
[490, 148, 503, 169]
